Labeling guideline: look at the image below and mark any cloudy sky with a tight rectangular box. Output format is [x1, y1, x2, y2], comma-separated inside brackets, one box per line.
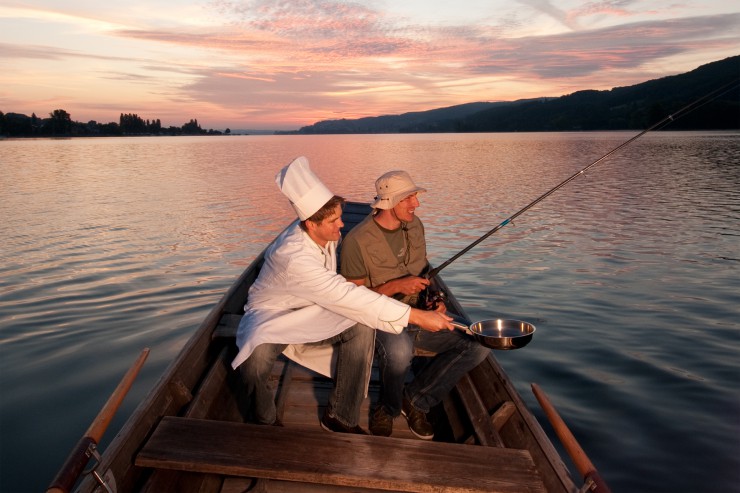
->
[1, 0, 738, 130]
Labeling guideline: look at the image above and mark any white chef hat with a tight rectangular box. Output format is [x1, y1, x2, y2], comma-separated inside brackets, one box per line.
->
[275, 156, 334, 220]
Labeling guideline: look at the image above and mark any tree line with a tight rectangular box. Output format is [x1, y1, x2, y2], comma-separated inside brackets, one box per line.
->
[0, 109, 231, 137]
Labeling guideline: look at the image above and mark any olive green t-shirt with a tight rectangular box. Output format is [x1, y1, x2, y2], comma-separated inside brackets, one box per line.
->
[341, 221, 406, 280]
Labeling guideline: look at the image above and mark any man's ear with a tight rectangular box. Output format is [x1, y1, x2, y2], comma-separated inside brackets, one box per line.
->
[304, 219, 317, 234]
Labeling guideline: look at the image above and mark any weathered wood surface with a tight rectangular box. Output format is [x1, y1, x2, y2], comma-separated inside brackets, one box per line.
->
[454, 373, 505, 447]
[221, 476, 409, 493]
[137, 416, 547, 493]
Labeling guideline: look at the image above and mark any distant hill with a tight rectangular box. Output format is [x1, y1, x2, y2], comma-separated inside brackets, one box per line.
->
[292, 101, 513, 134]
[293, 56, 739, 134]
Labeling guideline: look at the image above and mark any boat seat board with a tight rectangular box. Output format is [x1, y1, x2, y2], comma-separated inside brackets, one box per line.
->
[212, 313, 243, 339]
[137, 416, 547, 493]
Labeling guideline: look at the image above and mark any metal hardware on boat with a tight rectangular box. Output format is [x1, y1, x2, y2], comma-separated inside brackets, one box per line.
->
[577, 477, 596, 493]
[90, 469, 116, 493]
[82, 444, 116, 493]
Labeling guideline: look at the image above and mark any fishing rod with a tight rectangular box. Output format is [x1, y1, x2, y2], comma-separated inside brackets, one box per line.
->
[425, 77, 740, 281]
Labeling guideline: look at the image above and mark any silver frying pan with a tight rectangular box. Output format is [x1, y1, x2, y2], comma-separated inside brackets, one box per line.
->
[451, 318, 535, 350]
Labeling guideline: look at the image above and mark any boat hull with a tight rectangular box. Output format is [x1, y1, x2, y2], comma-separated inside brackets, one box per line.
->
[69, 202, 576, 493]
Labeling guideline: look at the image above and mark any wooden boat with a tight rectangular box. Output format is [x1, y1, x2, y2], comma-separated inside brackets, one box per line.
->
[52, 202, 586, 493]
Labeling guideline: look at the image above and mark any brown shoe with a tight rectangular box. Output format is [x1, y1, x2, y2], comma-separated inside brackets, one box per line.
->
[320, 410, 369, 435]
[402, 398, 434, 440]
[369, 405, 394, 436]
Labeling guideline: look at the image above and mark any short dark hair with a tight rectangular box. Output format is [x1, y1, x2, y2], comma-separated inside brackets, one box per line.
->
[301, 195, 345, 229]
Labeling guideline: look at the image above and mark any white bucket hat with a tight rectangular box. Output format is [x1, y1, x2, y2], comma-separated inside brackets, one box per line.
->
[275, 156, 334, 220]
[371, 170, 426, 210]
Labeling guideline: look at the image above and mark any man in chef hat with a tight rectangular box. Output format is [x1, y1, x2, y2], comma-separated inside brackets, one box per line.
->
[232, 157, 453, 434]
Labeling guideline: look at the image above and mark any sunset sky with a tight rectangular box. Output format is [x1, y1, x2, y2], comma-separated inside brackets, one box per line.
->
[2, 1, 738, 130]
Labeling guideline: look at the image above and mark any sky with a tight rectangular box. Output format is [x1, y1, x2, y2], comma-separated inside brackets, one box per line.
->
[1, 1, 738, 131]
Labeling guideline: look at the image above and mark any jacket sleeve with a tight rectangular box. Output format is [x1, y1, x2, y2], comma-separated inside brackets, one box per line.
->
[287, 245, 409, 333]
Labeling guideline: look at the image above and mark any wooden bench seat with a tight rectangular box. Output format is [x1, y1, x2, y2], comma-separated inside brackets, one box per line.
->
[136, 416, 546, 493]
[212, 313, 243, 339]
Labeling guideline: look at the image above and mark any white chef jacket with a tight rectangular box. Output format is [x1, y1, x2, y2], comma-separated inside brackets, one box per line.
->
[230, 221, 411, 376]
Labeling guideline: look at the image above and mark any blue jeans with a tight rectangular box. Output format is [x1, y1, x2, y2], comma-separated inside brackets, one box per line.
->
[239, 323, 374, 427]
[375, 326, 490, 415]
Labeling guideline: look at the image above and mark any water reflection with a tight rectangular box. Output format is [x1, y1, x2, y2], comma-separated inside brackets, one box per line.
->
[1, 132, 739, 493]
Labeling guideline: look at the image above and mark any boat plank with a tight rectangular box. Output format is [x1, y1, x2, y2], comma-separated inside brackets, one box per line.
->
[137, 416, 547, 493]
[141, 470, 222, 493]
[455, 373, 505, 447]
[184, 346, 235, 419]
[468, 358, 577, 493]
[212, 313, 243, 339]
[237, 477, 420, 493]
[139, 345, 248, 493]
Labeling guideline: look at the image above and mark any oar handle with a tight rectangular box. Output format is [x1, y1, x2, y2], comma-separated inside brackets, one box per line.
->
[531, 383, 612, 493]
[46, 437, 96, 493]
[47, 348, 150, 493]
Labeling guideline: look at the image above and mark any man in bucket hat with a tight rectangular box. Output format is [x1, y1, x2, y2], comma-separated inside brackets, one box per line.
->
[340, 170, 490, 439]
[231, 158, 454, 434]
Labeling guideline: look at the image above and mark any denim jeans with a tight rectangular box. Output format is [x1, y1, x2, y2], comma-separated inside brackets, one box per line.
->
[239, 323, 374, 426]
[375, 326, 490, 415]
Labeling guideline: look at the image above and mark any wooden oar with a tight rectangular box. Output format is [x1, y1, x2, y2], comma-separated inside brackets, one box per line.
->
[531, 383, 612, 493]
[47, 348, 150, 493]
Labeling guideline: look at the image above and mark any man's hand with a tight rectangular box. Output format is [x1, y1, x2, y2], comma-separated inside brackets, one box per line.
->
[409, 308, 453, 332]
[388, 275, 430, 296]
[433, 301, 447, 313]
[351, 275, 430, 298]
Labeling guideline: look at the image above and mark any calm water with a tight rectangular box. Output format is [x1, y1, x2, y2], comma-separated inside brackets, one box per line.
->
[1, 133, 739, 493]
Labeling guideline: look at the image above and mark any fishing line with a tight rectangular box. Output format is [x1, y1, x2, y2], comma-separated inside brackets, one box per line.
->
[426, 78, 740, 280]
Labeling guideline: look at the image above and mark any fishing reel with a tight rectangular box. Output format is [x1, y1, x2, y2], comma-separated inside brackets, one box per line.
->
[417, 287, 447, 311]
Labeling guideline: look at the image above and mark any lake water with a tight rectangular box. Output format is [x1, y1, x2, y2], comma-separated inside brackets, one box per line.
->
[1, 132, 738, 493]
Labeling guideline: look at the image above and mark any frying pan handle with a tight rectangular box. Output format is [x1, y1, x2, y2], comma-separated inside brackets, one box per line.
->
[450, 320, 473, 334]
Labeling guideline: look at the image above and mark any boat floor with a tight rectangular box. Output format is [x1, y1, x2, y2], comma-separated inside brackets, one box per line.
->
[211, 313, 461, 440]
[271, 356, 437, 439]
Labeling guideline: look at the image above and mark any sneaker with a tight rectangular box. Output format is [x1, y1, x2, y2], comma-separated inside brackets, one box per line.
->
[369, 405, 394, 436]
[402, 398, 434, 440]
[320, 410, 369, 435]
